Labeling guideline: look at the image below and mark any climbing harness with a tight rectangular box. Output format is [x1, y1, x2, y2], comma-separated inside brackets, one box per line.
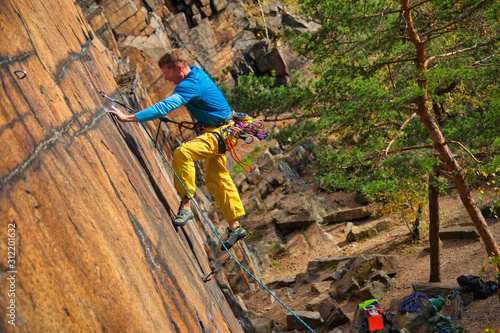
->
[202, 257, 231, 282]
[100, 92, 316, 332]
[14, 70, 27, 79]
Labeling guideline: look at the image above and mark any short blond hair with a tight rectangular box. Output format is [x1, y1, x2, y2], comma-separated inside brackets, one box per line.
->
[158, 49, 188, 69]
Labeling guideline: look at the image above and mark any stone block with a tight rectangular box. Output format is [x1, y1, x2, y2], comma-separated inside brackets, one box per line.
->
[311, 281, 332, 294]
[336, 255, 399, 299]
[268, 139, 282, 155]
[233, 172, 246, 187]
[346, 224, 378, 242]
[286, 311, 322, 330]
[396, 298, 435, 332]
[304, 223, 339, 251]
[295, 272, 320, 285]
[212, 0, 228, 12]
[412, 282, 461, 296]
[324, 207, 371, 224]
[257, 150, 275, 173]
[439, 226, 480, 240]
[307, 256, 355, 273]
[255, 47, 289, 77]
[200, 4, 212, 17]
[265, 276, 295, 289]
[356, 271, 395, 301]
[306, 293, 330, 312]
[275, 210, 312, 230]
[284, 145, 314, 171]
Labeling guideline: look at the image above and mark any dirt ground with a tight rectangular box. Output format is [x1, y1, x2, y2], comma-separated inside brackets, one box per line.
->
[241, 188, 500, 332]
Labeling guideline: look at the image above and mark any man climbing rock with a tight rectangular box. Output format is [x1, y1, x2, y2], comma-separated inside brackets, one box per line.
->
[108, 49, 247, 250]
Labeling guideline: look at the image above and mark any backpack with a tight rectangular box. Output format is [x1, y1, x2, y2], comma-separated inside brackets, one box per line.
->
[428, 313, 463, 333]
[457, 275, 496, 299]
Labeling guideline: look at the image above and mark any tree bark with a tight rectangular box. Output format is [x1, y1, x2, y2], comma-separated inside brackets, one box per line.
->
[429, 174, 440, 282]
[401, 0, 499, 257]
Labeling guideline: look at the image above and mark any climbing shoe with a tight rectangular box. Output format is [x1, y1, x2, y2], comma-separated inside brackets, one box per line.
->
[221, 226, 247, 250]
[173, 208, 193, 227]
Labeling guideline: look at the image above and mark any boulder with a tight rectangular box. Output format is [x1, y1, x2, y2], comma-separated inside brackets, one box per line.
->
[242, 195, 263, 212]
[412, 283, 472, 305]
[412, 282, 462, 298]
[311, 281, 332, 294]
[286, 311, 323, 330]
[324, 207, 371, 224]
[307, 256, 355, 274]
[356, 271, 395, 301]
[278, 161, 300, 180]
[257, 180, 274, 200]
[374, 255, 400, 276]
[233, 172, 246, 188]
[268, 139, 283, 155]
[283, 144, 314, 172]
[281, 12, 321, 33]
[306, 294, 350, 329]
[255, 47, 290, 77]
[247, 172, 263, 185]
[395, 298, 435, 332]
[304, 223, 339, 251]
[306, 293, 330, 312]
[266, 276, 296, 289]
[439, 226, 480, 240]
[212, 0, 228, 12]
[295, 272, 320, 285]
[336, 255, 399, 299]
[257, 149, 275, 173]
[323, 270, 344, 283]
[346, 224, 378, 242]
[273, 209, 313, 231]
[251, 316, 274, 333]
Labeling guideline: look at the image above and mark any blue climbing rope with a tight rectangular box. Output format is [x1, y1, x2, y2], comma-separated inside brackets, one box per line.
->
[102, 93, 316, 333]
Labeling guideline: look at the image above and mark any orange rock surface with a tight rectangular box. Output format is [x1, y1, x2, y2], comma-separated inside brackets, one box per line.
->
[0, 1, 244, 331]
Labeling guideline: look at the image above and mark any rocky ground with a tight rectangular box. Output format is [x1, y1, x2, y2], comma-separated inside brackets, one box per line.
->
[224, 139, 500, 333]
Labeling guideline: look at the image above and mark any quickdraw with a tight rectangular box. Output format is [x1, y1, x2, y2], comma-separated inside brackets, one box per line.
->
[202, 257, 231, 282]
[219, 114, 269, 172]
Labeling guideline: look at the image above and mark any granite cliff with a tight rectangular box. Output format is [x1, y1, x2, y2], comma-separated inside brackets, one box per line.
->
[0, 0, 273, 331]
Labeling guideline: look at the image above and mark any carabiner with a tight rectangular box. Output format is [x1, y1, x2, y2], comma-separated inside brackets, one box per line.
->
[14, 70, 27, 80]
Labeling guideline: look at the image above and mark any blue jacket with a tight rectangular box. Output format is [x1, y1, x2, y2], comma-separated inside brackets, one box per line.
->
[135, 66, 231, 126]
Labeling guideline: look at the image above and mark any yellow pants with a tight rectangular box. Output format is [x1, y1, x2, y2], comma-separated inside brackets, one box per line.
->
[172, 126, 245, 223]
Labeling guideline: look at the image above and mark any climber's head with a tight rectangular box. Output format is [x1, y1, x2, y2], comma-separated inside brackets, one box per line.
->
[158, 49, 190, 85]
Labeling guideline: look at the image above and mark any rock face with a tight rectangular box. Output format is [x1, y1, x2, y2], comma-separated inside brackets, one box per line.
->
[0, 0, 248, 331]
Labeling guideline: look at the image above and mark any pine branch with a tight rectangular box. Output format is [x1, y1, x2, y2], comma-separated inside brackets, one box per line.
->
[425, 39, 499, 67]
[384, 112, 418, 155]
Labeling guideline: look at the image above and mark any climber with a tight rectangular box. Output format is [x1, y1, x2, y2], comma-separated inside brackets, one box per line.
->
[108, 49, 247, 250]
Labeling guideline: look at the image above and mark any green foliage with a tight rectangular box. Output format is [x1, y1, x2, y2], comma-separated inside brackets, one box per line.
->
[226, 70, 317, 118]
[225, 0, 500, 218]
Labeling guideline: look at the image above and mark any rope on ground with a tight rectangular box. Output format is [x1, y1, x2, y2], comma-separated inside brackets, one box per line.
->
[101, 92, 316, 332]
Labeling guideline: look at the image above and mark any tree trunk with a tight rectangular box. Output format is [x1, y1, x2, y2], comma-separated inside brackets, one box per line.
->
[401, 0, 499, 257]
[416, 102, 499, 257]
[429, 176, 440, 282]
